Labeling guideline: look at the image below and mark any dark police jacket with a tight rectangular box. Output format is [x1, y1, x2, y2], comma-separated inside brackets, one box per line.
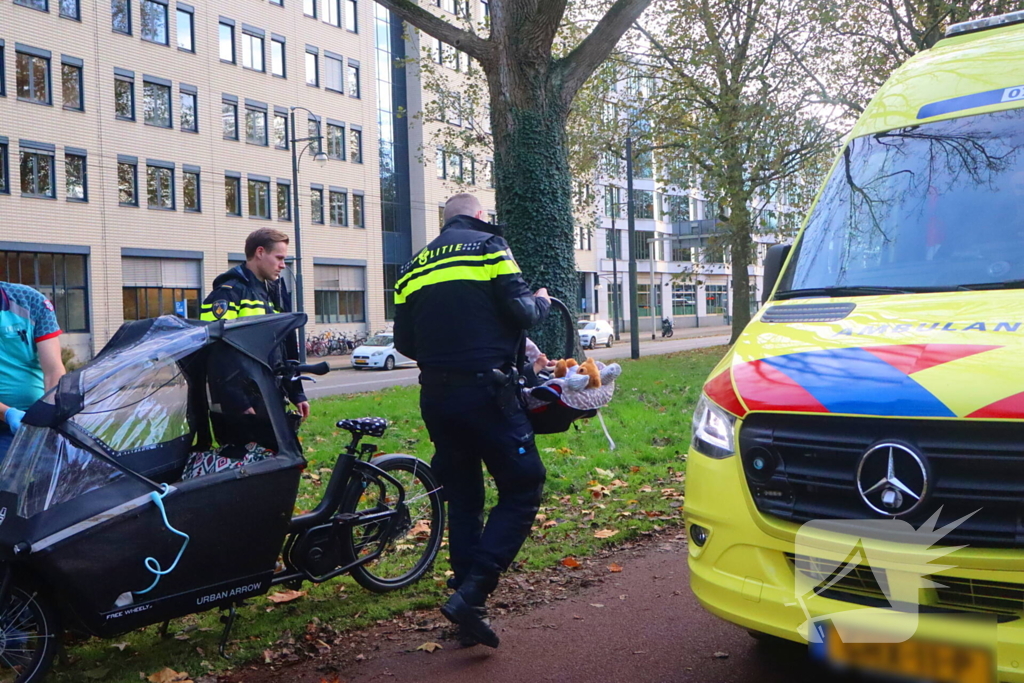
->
[393, 215, 550, 372]
[200, 264, 306, 407]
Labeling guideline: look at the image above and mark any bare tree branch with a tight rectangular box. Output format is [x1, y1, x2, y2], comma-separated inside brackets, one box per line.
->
[555, 0, 654, 104]
[372, 0, 495, 64]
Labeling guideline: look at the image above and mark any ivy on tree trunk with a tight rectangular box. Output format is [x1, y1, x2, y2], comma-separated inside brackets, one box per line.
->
[372, 0, 653, 357]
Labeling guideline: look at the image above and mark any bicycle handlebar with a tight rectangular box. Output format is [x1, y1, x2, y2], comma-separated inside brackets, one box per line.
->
[276, 360, 331, 377]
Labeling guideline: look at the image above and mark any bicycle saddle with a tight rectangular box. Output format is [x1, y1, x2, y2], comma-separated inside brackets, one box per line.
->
[336, 417, 389, 437]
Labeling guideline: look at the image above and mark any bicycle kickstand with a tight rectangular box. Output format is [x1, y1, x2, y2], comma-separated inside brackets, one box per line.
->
[218, 604, 239, 659]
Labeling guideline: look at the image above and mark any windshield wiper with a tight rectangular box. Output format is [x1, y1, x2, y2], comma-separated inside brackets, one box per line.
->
[957, 279, 1024, 291]
[774, 286, 918, 300]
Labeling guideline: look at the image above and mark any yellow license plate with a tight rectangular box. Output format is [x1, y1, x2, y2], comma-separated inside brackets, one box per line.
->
[827, 628, 993, 683]
[354, 360, 368, 364]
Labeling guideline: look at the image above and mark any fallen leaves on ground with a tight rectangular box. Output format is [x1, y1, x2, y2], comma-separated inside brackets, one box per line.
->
[594, 529, 619, 539]
[147, 668, 193, 683]
[267, 589, 307, 604]
[713, 651, 730, 659]
[417, 642, 443, 653]
[608, 563, 623, 572]
[82, 667, 109, 680]
[560, 556, 582, 568]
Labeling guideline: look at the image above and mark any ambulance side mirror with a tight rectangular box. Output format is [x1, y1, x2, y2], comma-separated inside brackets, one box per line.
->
[762, 244, 791, 305]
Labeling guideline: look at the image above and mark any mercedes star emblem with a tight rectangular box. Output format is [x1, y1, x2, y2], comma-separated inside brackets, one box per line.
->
[856, 443, 928, 516]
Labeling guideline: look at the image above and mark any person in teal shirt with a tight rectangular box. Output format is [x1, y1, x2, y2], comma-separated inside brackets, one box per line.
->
[0, 282, 66, 461]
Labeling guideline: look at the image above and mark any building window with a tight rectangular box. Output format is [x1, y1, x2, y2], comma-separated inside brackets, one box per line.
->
[325, 55, 343, 92]
[121, 257, 201, 320]
[16, 50, 50, 105]
[143, 80, 171, 127]
[271, 38, 285, 77]
[147, 164, 174, 209]
[222, 100, 238, 139]
[61, 63, 83, 111]
[248, 179, 271, 218]
[112, 0, 131, 32]
[352, 194, 364, 227]
[671, 242, 692, 262]
[446, 152, 462, 181]
[270, 0, 281, 6]
[305, 50, 318, 86]
[0, 44, 5, 97]
[637, 283, 661, 317]
[115, 75, 134, 119]
[183, 170, 200, 211]
[1, 251, 89, 332]
[219, 21, 235, 63]
[633, 189, 654, 219]
[438, 206, 445, 228]
[436, 149, 445, 179]
[672, 283, 695, 315]
[344, 0, 357, 31]
[242, 33, 264, 71]
[180, 90, 197, 131]
[466, 157, 476, 185]
[123, 286, 198, 320]
[329, 190, 348, 226]
[349, 128, 362, 163]
[0, 143, 8, 194]
[273, 114, 288, 149]
[314, 265, 365, 323]
[15, 0, 48, 12]
[246, 108, 267, 146]
[705, 284, 727, 315]
[308, 118, 322, 152]
[277, 183, 291, 220]
[225, 175, 241, 215]
[604, 187, 621, 218]
[141, 0, 169, 44]
[310, 187, 324, 223]
[633, 230, 653, 260]
[325, 0, 340, 26]
[20, 150, 55, 198]
[177, 8, 194, 51]
[65, 153, 87, 201]
[326, 123, 345, 159]
[118, 160, 137, 205]
[486, 160, 494, 188]
[303, 0, 316, 17]
[60, 0, 80, 20]
[605, 228, 619, 259]
[347, 63, 360, 98]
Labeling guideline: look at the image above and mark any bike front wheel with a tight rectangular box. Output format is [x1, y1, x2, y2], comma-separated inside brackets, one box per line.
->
[340, 455, 445, 593]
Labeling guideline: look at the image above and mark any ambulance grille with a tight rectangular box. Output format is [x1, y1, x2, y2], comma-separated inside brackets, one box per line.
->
[741, 414, 1024, 548]
[786, 553, 1024, 616]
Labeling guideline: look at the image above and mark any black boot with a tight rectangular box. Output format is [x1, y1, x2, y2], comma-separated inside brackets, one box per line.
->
[440, 572, 500, 649]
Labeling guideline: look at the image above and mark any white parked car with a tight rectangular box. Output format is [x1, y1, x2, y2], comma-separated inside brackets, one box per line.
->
[578, 320, 614, 349]
[350, 334, 415, 371]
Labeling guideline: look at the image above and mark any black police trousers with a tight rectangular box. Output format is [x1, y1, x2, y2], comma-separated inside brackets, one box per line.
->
[420, 383, 546, 583]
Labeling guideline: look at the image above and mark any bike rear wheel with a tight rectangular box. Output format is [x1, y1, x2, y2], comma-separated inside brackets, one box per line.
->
[0, 583, 60, 683]
[340, 456, 444, 593]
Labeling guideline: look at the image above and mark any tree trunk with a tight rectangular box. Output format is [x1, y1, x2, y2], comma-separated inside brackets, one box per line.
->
[488, 68, 580, 358]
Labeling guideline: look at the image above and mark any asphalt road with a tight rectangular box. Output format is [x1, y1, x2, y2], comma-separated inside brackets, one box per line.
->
[305, 334, 732, 399]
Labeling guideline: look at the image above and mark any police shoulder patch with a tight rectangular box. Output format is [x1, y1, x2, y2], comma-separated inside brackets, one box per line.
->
[211, 300, 230, 319]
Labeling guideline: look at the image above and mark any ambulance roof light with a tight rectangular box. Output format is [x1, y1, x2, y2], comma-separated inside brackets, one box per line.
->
[946, 10, 1024, 38]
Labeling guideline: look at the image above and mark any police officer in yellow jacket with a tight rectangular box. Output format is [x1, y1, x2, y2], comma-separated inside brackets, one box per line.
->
[394, 193, 550, 649]
[200, 228, 309, 420]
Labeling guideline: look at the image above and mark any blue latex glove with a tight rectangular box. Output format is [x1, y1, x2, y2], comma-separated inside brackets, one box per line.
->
[4, 408, 24, 434]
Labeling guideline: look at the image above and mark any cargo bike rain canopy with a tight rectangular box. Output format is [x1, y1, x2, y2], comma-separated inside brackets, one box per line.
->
[0, 313, 307, 552]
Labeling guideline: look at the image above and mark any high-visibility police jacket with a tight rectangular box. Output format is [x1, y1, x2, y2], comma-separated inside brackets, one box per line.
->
[393, 215, 550, 372]
[200, 265, 306, 406]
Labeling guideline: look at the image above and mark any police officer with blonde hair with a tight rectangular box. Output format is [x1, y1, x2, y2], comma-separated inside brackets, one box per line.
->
[394, 193, 550, 648]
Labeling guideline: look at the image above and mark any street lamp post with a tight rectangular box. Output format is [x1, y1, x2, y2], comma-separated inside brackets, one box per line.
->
[289, 107, 329, 362]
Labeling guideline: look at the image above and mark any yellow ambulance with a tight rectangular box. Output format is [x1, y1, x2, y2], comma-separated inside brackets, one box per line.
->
[686, 11, 1024, 683]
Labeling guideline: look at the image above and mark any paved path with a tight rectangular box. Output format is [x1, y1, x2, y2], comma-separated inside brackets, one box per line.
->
[306, 331, 732, 399]
[235, 535, 824, 683]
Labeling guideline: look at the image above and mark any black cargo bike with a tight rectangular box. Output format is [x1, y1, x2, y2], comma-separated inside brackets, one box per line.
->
[0, 313, 444, 682]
